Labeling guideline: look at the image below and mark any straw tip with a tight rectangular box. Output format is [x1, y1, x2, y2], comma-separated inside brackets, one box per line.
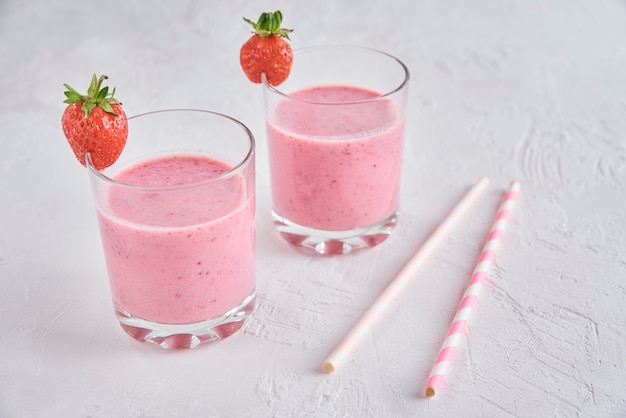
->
[322, 362, 335, 374]
[425, 387, 436, 398]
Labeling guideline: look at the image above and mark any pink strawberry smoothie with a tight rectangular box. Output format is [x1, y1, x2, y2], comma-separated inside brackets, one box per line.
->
[266, 85, 405, 231]
[96, 154, 255, 324]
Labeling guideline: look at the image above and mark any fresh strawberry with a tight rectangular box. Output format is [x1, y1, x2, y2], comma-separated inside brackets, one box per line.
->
[239, 10, 293, 86]
[61, 74, 128, 170]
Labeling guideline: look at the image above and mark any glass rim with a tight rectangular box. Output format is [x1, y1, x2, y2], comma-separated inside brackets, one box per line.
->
[261, 44, 410, 105]
[86, 109, 255, 191]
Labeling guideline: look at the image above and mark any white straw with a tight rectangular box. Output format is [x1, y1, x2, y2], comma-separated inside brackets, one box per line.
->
[323, 177, 490, 373]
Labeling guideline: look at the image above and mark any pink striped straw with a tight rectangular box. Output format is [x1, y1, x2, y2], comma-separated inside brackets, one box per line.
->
[322, 177, 490, 373]
[425, 180, 521, 398]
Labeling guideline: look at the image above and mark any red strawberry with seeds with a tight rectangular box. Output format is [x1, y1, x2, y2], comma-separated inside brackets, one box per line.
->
[61, 74, 128, 170]
[239, 10, 293, 86]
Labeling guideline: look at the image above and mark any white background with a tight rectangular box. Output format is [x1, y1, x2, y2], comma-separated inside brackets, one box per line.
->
[1, 0, 625, 417]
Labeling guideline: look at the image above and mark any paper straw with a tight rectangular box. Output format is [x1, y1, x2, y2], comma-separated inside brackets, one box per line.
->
[424, 180, 521, 398]
[322, 176, 490, 373]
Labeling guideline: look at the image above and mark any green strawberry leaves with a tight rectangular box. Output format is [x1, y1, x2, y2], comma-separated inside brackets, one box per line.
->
[63, 74, 121, 118]
[244, 10, 293, 39]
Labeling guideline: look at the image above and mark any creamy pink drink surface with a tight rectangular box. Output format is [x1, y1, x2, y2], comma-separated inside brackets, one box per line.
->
[97, 154, 255, 324]
[266, 85, 405, 230]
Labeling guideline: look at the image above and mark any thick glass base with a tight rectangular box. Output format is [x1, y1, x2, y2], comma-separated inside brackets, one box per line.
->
[272, 211, 397, 255]
[114, 291, 256, 349]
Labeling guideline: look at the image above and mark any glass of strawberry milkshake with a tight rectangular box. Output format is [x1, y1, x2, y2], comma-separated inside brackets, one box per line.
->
[262, 45, 410, 255]
[86, 110, 256, 349]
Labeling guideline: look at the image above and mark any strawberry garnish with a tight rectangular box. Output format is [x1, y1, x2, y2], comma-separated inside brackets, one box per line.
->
[61, 74, 128, 170]
[239, 10, 293, 86]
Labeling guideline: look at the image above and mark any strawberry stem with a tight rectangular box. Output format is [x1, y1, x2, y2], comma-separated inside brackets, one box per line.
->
[243, 10, 293, 39]
[63, 74, 121, 118]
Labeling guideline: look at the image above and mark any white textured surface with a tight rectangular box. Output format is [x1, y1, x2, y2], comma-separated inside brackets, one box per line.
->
[1, 0, 625, 417]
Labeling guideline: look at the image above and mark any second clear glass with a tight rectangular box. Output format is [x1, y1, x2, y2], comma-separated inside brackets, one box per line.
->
[262, 45, 410, 255]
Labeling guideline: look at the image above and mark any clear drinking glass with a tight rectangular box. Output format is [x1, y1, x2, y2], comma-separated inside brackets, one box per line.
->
[87, 109, 256, 349]
[262, 45, 410, 255]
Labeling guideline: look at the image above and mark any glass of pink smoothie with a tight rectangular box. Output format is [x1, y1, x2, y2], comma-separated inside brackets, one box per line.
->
[262, 45, 410, 255]
[86, 109, 256, 349]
